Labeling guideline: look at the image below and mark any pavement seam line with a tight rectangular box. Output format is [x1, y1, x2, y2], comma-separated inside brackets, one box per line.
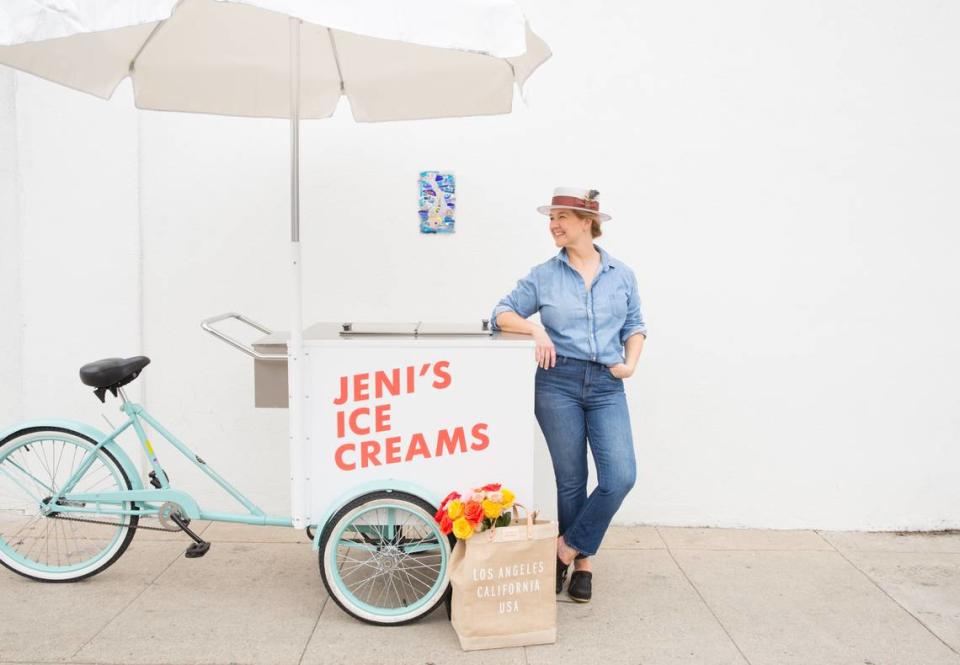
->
[651, 526, 670, 549]
[297, 594, 330, 665]
[656, 526, 754, 665]
[813, 529, 960, 555]
[2, 661, 201, 665]
[68, 542, 187, 660]
[650, 547, 834, 552]
[815, 529, 960, 658]
[1, 661, 194, 665]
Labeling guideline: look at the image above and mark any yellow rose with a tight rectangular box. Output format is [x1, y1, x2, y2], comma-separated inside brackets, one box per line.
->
[447, 499, 464, 520]
[452, 516, 475, 539]
[500, 488, 515, 508]
[482, 499, 503, 519]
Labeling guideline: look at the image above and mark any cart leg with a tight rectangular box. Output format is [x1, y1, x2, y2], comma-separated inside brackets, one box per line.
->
[288, 16, 308, 529]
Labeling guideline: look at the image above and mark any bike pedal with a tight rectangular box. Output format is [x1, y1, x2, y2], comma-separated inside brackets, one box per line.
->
[184, 542, 210, 559]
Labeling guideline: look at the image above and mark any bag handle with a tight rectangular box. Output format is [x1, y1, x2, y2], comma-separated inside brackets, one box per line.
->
[487, 502, 537, 541]
[511, 502, 537, 527]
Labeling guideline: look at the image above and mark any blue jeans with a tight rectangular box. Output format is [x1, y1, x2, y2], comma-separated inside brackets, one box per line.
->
[534, 355, 637, 557]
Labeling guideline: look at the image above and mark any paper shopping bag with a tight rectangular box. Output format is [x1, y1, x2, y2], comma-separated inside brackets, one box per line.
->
[448, 503, 558, 651]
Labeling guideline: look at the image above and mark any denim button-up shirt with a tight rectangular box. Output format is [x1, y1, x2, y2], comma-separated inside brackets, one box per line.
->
[490, 244, 647, 366]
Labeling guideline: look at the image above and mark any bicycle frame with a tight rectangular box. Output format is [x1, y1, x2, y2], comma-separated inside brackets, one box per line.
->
[38, 395, 293, 528]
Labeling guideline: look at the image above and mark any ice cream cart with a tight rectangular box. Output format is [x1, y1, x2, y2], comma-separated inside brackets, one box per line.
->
[0, 314, 536, 626]
[203, 314, 537, 623]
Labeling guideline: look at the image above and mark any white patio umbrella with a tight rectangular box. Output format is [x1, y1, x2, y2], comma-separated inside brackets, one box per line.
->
[0, 0, 551, 527]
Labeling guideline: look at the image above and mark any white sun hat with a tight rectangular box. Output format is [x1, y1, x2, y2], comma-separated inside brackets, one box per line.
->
[536, 187, 611, 222]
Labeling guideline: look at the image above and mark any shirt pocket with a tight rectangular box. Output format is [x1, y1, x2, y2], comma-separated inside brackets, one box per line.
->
[538, 282, 571, 332]
[607, 290, 628, 319]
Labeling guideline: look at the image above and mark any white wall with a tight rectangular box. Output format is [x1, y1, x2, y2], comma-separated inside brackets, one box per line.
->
[3, 73, 143, 452]
[0, 69, 22, 426]
[3, 0, 960, 530]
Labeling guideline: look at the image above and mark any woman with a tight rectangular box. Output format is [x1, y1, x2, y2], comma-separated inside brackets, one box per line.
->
[489, 186, 647, 603]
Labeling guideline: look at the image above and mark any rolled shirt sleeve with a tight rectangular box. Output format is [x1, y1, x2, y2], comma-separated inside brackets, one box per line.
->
[620, 271, 647, 344]
[489, 268, 539, 331]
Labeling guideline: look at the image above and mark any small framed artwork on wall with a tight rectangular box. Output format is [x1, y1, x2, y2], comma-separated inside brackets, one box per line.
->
[419, 171, 455, 234]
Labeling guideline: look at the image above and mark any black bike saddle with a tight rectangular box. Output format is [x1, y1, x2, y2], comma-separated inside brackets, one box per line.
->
[79, 356, 151, 400]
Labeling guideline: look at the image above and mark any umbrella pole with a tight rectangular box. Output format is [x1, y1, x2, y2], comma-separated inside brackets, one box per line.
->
[288, 16, 307, 529]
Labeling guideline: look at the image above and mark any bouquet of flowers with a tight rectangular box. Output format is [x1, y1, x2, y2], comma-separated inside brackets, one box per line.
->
[434, 482, 516, 540]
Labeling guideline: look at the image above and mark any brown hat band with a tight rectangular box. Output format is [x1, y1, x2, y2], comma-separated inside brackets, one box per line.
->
[551, 195, 599, 211]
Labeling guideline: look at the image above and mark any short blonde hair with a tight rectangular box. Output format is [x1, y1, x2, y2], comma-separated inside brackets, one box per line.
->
[572, 210, 602, 238]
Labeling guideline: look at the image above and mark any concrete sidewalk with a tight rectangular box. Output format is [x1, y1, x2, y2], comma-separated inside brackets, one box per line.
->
[2, 523, 959, 665]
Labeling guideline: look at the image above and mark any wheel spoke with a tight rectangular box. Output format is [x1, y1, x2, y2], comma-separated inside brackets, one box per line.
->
[14, 449, 50, 500]
[0, 463, 42, 504]
[337, 538, 377, 551]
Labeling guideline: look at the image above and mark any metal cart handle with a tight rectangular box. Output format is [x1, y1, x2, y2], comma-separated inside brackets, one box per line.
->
[200, 313, 286, 360]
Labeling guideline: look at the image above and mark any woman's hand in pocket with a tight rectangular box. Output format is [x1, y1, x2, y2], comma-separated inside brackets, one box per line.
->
[608, 363, 634, 379]
[532, 328, 556, 369]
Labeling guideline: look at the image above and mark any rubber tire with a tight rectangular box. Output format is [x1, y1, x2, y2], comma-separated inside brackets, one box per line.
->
[318, 490, 455, 626]
[0, 426, 139, 582]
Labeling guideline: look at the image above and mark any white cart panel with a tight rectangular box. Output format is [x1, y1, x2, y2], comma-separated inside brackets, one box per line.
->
[301, 339, 536, 520]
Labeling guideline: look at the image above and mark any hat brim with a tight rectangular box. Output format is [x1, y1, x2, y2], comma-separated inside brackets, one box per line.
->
[537, 205, 612, 222]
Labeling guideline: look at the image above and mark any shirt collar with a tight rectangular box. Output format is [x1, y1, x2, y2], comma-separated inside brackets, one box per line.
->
[556, 243, 614, 273]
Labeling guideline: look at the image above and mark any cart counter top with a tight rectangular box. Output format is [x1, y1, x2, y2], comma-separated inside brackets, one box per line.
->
[252, 321, 536, 347]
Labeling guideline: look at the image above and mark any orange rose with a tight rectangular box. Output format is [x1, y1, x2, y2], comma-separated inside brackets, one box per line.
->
[464, 500, 484, 524]
[481, 483, 502, 492]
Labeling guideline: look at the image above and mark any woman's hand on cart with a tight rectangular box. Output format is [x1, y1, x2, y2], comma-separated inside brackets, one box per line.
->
[532, 328, 557, 369]
[608, 363, 634, 379]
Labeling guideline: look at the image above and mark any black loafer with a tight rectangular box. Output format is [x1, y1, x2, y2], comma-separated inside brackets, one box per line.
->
[556, 556, 569, 594]
[568, 570, 592, 602]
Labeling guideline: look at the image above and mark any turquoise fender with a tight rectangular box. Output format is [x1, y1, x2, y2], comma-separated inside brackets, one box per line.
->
[311, 479, 441, 551]
[0, 419, 145, 492]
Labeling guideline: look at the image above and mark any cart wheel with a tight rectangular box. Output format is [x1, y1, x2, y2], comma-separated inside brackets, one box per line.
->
[319, 490, 454, 625]
[0, 427, 138, 582]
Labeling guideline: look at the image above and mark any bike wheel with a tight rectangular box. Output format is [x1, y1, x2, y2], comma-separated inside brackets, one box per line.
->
[319, 490, 453, 625]
[0, 427, 138, 581]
